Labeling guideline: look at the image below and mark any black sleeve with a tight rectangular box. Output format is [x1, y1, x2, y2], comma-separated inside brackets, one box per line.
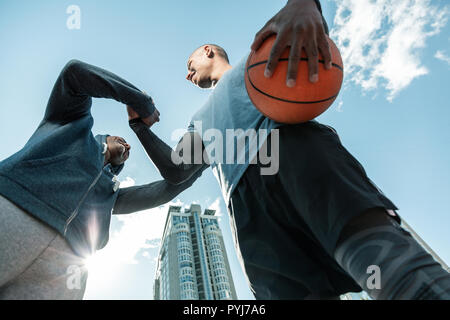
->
[44, 60, 156, 123]
[129, 119, 209, 185]
[113, 168, 206, 215]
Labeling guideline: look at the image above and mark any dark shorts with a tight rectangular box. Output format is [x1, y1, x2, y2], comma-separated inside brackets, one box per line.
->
[228, 121, 398, 299]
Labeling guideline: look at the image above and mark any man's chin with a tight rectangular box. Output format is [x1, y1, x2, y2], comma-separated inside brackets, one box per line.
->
[198, 80, 216, 89]
[110, 155, 127, 167]
[198, 82, 210, 89]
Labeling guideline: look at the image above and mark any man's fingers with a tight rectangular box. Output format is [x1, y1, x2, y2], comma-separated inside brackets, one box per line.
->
[142, 118, 150, 126]
[127, 106, 139, 119]
[305, 38, 319, 83]
[251, 22, 275, 51]
[286, 38, 303, 87]
[152, 109, 160, 123]
[132, 107, 160, 127]
[265, 33, 288, 78]
[318, 35, 332, 70]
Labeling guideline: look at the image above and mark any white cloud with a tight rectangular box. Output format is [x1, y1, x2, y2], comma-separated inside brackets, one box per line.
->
[99, 177, 182, 264]
[435, 50, 450, 67]
[208, 197, 224, 217]
[85, 177, 183, 293]
[85, 179, 227, 296]
[93, 183, 223, 268]
[336, 99, 344, 112]
[331, 0, 448, 101]
[119, 176, 136, 188]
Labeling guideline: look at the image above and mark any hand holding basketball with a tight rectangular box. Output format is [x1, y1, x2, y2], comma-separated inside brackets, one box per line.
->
[246, 35, 343, 124]
[251, 0, 330, 86]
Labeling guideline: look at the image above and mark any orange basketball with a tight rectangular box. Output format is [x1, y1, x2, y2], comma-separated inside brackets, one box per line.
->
[245, 35, 344, 124]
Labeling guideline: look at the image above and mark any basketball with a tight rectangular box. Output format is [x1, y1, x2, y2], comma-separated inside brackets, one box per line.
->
[245, 35, 344, 124]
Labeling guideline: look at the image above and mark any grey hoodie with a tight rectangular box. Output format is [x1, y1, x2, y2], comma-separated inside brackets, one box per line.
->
[0, 60, 202, 258]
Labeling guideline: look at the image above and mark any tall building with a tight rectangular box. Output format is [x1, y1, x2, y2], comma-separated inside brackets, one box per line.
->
[154, 204, 237, 300]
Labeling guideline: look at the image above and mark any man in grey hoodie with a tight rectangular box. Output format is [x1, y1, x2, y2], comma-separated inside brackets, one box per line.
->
[0, 60, 202, 299]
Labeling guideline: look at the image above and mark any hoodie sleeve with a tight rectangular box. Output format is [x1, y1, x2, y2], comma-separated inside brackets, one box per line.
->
[43, 60, 155, 123]
[113, 168, 206, 215]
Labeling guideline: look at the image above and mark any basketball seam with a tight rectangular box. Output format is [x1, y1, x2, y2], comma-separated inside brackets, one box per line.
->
[246, 54, 343, 104]
[246, 68, 341, 104]
[248, 58, 344, 72]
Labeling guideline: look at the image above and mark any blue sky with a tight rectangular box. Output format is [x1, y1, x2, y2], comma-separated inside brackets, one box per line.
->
[0, 0, 449, 300]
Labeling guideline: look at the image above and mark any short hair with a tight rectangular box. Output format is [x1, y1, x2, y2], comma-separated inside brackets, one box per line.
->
[196, 44, 230, 63]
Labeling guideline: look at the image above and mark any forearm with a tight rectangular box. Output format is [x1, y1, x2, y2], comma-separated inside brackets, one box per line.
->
[129, 119, 207, 184]
[45, 60, 155, 122]
[113, 169, 205, 215]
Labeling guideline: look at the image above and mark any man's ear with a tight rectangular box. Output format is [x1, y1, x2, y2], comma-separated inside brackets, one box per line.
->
[103, 138, 111, 165]
[204, 45, 214, 58]
[105, 136, 112, 148]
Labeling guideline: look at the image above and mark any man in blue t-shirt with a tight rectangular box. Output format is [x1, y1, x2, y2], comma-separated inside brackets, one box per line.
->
[129, 0, 450, 299]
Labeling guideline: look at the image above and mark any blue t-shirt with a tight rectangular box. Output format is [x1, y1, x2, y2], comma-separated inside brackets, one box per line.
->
[189, 55, 283, 204]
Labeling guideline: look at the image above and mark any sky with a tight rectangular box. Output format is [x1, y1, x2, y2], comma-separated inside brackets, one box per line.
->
[0, 0, 449, 300]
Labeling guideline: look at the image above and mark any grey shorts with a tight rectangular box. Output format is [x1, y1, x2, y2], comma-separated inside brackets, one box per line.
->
[0, 195, 88, 300]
